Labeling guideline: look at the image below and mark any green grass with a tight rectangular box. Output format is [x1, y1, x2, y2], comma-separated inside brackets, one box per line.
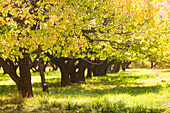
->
[0, 68, 170, 113]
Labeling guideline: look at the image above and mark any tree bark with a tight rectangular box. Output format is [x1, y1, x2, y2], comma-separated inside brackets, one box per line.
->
[42, 60, 49, 72]
[0, 57, 20, 85]
[3, 58, 18, 74]
[77, 65, 86, 81]
[93, 59, 108, 76]
[1, 56, 34, 98]
[69, 59, 79, 83]
[45, 52, 71, 86]
[59, 61, 71, 86]
[112, 60, 121, 73]
[18, 54, 33, 98]
[106, 59, 116, 74]
[76, 59, 86, 81]
[121, 60, 127, 71]
[70, 69, 79, 83]
[36, 58, 49, 93]
[37, 59, 49, 92]
[36, 46, 49, 92]
[86, 66, 92, 78]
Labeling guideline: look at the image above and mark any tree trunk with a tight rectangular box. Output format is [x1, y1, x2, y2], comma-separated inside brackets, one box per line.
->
[112, 61, 121, 73]
[151, 61, 154, 68]
[69, 59, 79, 83]
[93, 59, 108, 76]
[37, 58, 49, 92]
[77, 65, 86, 81]
[18, 54, 33, 98]
[36, 46, 49, 92]
[45, 52, 72, 86]
[70, 69, 79, 83]
[121, 60, 127, 71]
[107, 65, 112, 73]
[86, 66, 92, 78]
[0, 56, 34, 98]
[30, 58, 38, 72]
[59, 63, 71, 86]
[106, 59, 116, 74]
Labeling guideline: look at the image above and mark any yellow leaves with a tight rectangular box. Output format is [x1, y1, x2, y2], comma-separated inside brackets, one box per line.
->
[24, 20, 30, 25]
[0, 0, 168, 60]
[40, 23, 47, 29]
[60, 24, 67, 31]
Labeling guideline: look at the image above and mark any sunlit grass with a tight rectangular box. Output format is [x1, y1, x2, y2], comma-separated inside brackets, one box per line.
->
[0, 68, 170, 112]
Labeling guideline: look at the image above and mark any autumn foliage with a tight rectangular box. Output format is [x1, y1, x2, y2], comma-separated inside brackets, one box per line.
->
[0, 0, 169, 97]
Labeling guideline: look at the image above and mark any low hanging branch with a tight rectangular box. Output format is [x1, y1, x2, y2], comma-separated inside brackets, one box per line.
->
[0, 57, 20, 84]
[82, 33, 128, 50]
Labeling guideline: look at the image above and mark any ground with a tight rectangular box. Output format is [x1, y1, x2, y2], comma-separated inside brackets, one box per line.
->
[0, 68, 170, 112]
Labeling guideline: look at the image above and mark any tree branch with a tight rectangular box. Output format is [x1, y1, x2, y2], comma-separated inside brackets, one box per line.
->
[0, 57, 20, 84]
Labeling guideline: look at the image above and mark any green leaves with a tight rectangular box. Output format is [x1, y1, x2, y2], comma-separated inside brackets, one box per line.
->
[0, 0, 169, 62]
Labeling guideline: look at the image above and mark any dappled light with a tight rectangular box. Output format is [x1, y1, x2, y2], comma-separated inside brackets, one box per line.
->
[0, 0, 169, 112]
[0, 68, 169, 112]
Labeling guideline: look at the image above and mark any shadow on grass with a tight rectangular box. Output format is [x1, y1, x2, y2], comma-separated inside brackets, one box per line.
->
[86, 74, 152, 86]
[0, 85, 18, 96]
[106, 85, 164, 95]
[0, 97, 23, 112]
[32, 74, 163, 96]
[1, 84, 163, 98]
[51, 84, 164, 96]
[32, 75, 143, 88]
[0, 74, 163, 97]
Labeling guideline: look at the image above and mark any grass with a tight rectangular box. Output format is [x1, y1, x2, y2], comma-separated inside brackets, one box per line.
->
[0, 68, 170, 113]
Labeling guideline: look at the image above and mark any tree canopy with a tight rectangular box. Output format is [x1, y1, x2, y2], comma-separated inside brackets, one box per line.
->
[0, 0, 169, 61]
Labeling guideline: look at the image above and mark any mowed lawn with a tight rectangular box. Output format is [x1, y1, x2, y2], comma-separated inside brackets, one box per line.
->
[0, 68, 170, 113]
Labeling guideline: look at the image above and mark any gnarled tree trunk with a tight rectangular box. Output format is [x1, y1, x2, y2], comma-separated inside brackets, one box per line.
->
[45, 52, 71, 86]
[18, 54, 33, 98]
[0, 55, 34, 98]
[3, 58, 18, 75]
[59, 60, 71, 86]
[76, 59, 87, 81]
[69, 59, 79, 83]
[93, 59, 108, 76]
